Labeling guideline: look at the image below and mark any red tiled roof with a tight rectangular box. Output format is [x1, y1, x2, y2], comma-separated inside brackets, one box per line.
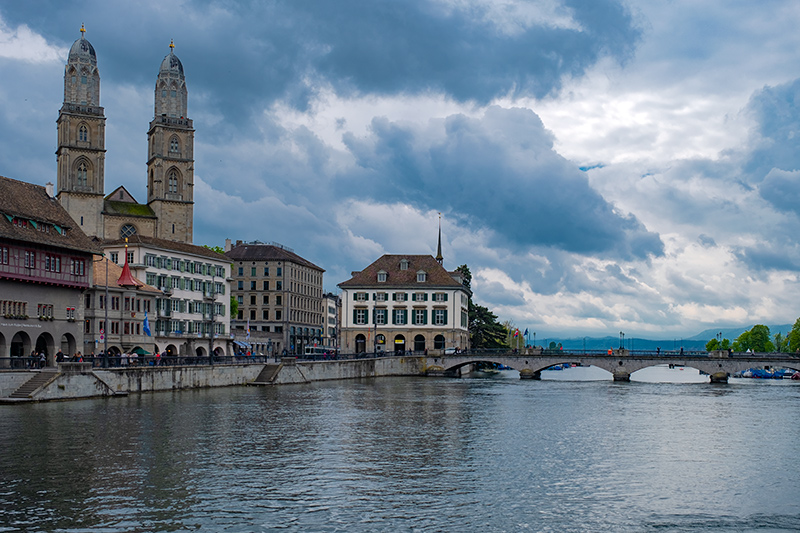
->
[338, 254, 465, 289]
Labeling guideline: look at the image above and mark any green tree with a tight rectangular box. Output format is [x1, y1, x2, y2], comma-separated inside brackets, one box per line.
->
[456, 264, 472, 290]
[705, 338, 720, 351]
[230, 295, 238, 319]
[774, 332, 789, 353]
[203, 244, 226, 255]
[787, 318, 800, 353]
[733, 325, 774, 352]
[469, 301, 508, 349]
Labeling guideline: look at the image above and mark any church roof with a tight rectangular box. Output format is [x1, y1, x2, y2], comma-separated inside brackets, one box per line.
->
[159, 44, 184, 77]
[68, 26, 97, 65]
[338, 254, 465, 289]
[0, 175, 100, 255]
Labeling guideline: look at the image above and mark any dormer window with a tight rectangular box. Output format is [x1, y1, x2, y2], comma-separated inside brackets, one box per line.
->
[400, 259, 409, 271]
[377, 270, 387, 282]
[417, 270, 427, 282]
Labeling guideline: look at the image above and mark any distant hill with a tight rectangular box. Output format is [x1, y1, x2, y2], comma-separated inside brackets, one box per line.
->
[536, 324, 795, 352]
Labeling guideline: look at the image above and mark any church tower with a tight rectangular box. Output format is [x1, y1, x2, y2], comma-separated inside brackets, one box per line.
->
[147, 41, 194, 243]
[56, 25, 106, 238]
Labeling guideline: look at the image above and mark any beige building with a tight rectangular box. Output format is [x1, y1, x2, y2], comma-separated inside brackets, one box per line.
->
[338, 254, 471, 354]
[56, 27, 194, 244]
[225, 240, 324, 356]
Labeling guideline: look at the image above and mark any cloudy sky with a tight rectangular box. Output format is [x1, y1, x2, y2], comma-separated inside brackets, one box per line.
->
[2, 0, 800, 339]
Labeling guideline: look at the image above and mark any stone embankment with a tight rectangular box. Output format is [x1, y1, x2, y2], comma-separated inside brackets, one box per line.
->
[0, 356, 426, 403]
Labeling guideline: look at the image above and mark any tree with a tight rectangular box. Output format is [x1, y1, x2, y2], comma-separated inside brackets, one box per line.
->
[203, 244, 225, 255]
[456, 264, 472, 291]
[774, 332, 789, 353]
[469, 301, 508, 349]
[733, 324, 774, 352]
[230, 295, 238, 319]
[787, 318, 800, 353]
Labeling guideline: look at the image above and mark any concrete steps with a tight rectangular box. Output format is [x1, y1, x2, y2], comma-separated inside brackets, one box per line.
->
[8, 369, 59, 399]
[250, 364, 282, 385]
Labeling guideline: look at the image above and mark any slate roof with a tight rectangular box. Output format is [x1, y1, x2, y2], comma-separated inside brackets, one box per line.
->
[102, 234, 227, 261]
[0, 175, 100, 254]
[225, 243, 324, 271]
[92, 256, 160, 292]
[338, 254, 465, 289]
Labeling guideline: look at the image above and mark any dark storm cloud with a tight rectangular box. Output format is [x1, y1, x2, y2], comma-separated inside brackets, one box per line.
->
[733, 244, 800, 274]
[1, 0, 640, 125]
[341, 106, 663, 259]
[744, 78, 800, 182]
[759, 169, 800, 215]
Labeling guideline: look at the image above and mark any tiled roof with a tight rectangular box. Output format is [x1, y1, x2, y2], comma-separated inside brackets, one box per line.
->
[225, 243, 324, 271]
[338, 254, 465, 289]
[0, 175, 100, 254]
[102, 234, 227, 261]
[92, 256, 160, 292]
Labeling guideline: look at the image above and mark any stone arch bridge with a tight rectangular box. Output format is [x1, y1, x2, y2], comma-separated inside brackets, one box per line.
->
[424, 349, 800, 383]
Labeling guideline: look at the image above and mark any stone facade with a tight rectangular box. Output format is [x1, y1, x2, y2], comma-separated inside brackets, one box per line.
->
[55, 28, 194, 244]
[225, 240, 325, 356]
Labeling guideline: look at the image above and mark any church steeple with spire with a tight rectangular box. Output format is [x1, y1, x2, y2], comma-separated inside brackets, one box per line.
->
[436, 213, 443, 265]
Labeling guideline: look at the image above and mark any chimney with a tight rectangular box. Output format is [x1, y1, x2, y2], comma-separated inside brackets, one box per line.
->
[45, 182, 54, 198]
[224, 238, 232, 252]
[236, 240, 243, 246]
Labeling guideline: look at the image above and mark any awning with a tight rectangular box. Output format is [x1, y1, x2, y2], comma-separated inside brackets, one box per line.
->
[132, 347, 152, 355]
[234, 340, 251, 348]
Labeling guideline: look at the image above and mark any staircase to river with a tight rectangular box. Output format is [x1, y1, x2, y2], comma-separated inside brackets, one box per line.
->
[7, 369, 59, 399]
[250, 364, 282, 385]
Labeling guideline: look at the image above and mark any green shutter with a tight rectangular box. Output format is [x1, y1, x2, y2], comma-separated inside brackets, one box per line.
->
[423, 310, 428, 325]
[353, 309, 358, 324]
[372, 309, 376, 324]
[403, 309, 408, 324]
[373, 293, 376, 300]
[392, 293, 397, 301]
[411, 310, 417, 325]
[392, 309, 397, 325]
[444, 293, 449, 301]
[443, 310, 448, 325]
[424, 293, 429, 301]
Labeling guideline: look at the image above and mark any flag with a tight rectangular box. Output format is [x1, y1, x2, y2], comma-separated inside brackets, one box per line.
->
[524, 328, 528, 336]
[143, 311, 151, 337]
[246, 319, 250, 340]
[513, 329, 519, 338]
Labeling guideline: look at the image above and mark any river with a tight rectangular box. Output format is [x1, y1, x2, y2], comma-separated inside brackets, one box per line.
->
[1, 368, 798, 532]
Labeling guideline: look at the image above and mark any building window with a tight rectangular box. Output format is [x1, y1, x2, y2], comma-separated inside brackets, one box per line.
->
[264, 267, 269, 276]
[0, 246, 8, 265]
[394, 292, 406, 302]
[262, 295, 269, 305]
[276, 281, 282, 290]
[375, 292, 386, 302]
[24, 250, 35, 269]
[434, 309, 447, 325]
[355, 308, 367, 325]
[77, 162, 88, 187]
[413, 309, 427, 325]
[169, 137, 179, 153]
[262, 309, 269, 320]
[237, 281, 243, 290]
[377, 271, 387, 282]
[434, 292, 447, 302]
[120, 224, 137, 239]
[250, 295, 256, 305]
[168, 170, 179, 193]
[275, 310, 282, 320]
[394, 309, 407, 325]
[413, 292, 427, 302]
[356, 292, 367, 302]
[417, 271, 427, 282]
[79, 125, 88, 142]
[110, 252, 119, 264]
[400, 259, 409, 270]
[263, 280, 269, 290]
[277, 267, 282, 276]
[250, 281, 256, 290]
[375, 308, 387, 325]
[127, 251, 134, 264]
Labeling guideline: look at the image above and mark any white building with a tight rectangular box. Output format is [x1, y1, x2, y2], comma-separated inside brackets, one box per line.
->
[338, 255, 470, 354]
[102, 235, 231, 357]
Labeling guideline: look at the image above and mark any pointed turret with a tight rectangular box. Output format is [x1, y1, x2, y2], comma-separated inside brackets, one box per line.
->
[435, 213, 443, 265]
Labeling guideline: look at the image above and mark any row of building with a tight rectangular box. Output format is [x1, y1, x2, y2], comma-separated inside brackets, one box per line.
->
[0, 28, 471, 366]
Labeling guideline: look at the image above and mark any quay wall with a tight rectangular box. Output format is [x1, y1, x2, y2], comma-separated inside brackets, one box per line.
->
[0, 357, 425, 402]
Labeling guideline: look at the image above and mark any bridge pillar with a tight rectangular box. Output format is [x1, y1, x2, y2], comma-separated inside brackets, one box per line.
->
[710, 371, 729, 384]
[612, 365, 631, 381]
[519, 369, 540, 380]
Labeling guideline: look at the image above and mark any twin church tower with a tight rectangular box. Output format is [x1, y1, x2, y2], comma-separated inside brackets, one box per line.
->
[56, 26, 194, 244]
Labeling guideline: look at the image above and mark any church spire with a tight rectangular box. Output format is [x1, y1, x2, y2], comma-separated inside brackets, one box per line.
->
[436, 213, 443, 265]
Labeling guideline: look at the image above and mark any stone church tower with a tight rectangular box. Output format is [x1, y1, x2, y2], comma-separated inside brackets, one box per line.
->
[146, 41, 194, 243]
[56, 25, 106, 238]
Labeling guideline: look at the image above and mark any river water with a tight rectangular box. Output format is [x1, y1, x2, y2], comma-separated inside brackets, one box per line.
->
[1, 368, 798, 532]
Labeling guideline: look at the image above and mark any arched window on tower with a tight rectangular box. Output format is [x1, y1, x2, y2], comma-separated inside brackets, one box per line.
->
[79, 125, 89, 142]
[168, 170, 179, 195]
[77, 162, 88, 187]
[169, 137, 179, 154]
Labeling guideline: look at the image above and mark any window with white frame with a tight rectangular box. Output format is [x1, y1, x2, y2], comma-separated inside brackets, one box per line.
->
[434, 309, 447, 325]
[355, 308, 367, 325]
[375, 308, 387, 325]
[377, 271, 387, 282]
[417, 270, 427, 282]
[394, 309, 407, 325]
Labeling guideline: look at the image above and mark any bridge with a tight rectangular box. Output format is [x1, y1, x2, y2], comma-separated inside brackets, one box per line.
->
[423, 348, 800, 383]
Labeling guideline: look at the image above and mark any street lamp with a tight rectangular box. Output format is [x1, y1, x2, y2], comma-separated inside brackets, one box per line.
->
[619, 331, 624, 350]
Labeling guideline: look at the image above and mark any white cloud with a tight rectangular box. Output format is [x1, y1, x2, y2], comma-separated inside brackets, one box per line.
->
[0, 16, 65, 63]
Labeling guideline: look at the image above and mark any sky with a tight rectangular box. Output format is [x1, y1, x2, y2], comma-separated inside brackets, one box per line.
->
[2, 0, 800, 340]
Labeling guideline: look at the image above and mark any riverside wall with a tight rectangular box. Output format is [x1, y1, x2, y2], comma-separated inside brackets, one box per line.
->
[0, 356, 426, 402]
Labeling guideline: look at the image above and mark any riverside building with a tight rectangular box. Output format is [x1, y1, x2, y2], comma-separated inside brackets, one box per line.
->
[0, 176, 98, 366]
[225, 240, 325, 356]
[102, 235, 231, 358]
[338, 254, 471, 354]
